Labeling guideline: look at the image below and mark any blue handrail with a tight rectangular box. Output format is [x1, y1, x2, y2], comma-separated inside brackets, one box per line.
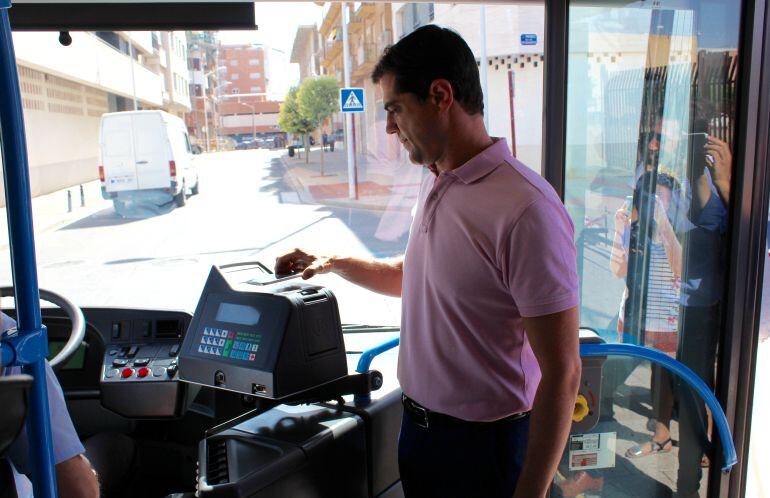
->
[355, 337, 400, 374]
[0, 2, 58, 497]
[580, 343, 738, 473]
[355, 338, 738, 473]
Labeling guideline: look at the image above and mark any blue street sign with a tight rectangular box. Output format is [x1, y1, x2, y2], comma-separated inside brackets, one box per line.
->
[520, 34, 538, 46]
[340, 88, 365, 113]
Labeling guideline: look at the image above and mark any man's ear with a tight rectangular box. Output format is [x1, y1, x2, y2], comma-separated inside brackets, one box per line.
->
[429, 79, 454, 111]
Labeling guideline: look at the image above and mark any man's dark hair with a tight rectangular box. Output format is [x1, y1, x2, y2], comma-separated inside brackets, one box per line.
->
[372, 25, 484, 115]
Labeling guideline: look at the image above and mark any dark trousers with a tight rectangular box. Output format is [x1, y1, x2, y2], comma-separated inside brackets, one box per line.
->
[398, 410, 530, 498]
[676, 304, 720, 495]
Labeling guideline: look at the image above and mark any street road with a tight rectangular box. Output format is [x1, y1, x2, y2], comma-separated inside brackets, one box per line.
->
[0, 149, 404, 326]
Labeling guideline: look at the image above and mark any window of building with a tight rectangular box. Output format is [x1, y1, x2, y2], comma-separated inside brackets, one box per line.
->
[398, 3, 435, 37]
[250, 86, 261, 93]
[249, 59, 260, 66]
[230, 60, 239, 67]
[249, 72, 261, 79]
[231, 73, 240, 80]
[94, 31, 118, 49]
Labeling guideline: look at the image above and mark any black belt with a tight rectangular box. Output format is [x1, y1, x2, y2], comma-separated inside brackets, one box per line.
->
[401, 394, 530, 430]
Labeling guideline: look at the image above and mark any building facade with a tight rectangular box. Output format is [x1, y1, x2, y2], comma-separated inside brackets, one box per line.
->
[217, 43, 284, 144]
[12, 30, 191, 203]
[316, 2, 394, 157]
[290, 25, 322, 83]
[186, 31, 220, 150]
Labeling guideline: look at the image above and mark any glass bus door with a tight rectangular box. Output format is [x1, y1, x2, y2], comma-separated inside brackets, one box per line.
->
[559, 1, 744, 496]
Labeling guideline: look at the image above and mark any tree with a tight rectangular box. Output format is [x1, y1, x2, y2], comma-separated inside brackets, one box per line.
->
[297, 76, 339, 174]
[278, 86, 314, 162]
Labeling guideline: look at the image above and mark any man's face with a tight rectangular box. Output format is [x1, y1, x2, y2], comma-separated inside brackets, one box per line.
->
[379, 73, 445, 166]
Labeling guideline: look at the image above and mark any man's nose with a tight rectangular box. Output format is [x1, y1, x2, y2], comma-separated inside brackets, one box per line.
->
[385, 115, 398, 135]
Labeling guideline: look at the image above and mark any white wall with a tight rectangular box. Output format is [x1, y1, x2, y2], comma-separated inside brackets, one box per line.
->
[24, 109, 102, 197]
[433, 4, 544, 57]
[13, 32, 164, 107]
[221, 113, 280, 128]
[125, 31, 154, 55]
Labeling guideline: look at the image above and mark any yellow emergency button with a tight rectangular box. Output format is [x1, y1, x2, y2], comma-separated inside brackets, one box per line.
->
[573, 394, 590, 422]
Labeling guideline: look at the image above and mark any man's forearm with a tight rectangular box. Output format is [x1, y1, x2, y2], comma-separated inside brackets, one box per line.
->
[513, 372, 580, 498]
[330, 256, 403, 297]
[57, 454, 100, 498]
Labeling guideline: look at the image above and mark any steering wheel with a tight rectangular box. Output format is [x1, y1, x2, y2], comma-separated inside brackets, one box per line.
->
[0, 287, 86, 369]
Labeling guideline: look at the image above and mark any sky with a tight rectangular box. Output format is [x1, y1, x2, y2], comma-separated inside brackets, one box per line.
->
[217, 2, 324, 98]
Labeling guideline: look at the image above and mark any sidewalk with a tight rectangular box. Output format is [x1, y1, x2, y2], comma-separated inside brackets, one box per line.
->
[280, 145, 422, 212]
[0, 179, 111, 250]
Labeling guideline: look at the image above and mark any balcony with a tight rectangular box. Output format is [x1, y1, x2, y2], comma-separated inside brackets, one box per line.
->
[321, 39, 343, 70]
[352, 42, 377, 81]
[378, 29, 393, 52]
[319, 3, 341, 38]
[348, 20, 364, 34]
[13, 31, 164, 106]
[353, 2, 376, 20]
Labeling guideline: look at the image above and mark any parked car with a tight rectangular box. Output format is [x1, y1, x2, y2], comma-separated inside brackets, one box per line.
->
[235, 140, 256, 150]
[99, 110, 200, 214]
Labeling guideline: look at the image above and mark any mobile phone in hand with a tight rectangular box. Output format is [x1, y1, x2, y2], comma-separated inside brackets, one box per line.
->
[685, 132, 709, 177]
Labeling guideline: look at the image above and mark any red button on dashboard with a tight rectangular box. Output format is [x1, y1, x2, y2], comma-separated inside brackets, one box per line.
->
[121, 368, 134, 379]
[137, 367, 150, 378]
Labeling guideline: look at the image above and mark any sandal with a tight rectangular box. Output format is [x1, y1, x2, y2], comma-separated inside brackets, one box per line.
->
[625, 438, 673, 458]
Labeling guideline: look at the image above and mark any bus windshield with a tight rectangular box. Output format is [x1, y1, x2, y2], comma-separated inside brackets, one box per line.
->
[0, 2, 544, 326]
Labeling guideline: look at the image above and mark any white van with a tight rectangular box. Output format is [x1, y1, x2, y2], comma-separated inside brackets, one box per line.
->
[99, 110, 199, 214]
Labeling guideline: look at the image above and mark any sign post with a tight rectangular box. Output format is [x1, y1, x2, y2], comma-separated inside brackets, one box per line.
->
[340, 87, 364, 199]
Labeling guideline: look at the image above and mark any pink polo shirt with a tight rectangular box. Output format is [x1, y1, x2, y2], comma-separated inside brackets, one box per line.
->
[399, 138, 579, 422]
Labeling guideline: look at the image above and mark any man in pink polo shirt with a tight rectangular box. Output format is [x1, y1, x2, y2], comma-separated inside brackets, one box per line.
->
[276, 25, 581, 498]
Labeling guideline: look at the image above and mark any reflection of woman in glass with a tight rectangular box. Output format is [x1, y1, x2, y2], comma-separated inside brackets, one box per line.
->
[610, 171, 683, 458]
[676, 126, 733, 496]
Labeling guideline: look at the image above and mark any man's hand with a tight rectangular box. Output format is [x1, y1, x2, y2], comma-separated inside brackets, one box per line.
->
[514, 307, 581, 498]
[613, 207, 630, 237]
[57, 454, 99, 498]
[705, 135, 732, 203]
[275, 248, 334, 280]
[274, 248, 404, 297]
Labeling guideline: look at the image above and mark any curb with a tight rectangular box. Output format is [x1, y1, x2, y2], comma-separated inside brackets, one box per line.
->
[278, 154, 411, 213]
[321, 197, 412, 213]
[0, 201, 111, 252]
[278, 154, 316, 205]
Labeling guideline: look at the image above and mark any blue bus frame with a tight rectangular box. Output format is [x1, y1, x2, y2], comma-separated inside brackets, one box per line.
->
[0, 2, 58, 497]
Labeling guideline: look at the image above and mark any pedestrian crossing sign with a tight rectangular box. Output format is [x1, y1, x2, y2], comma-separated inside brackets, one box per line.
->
[340, 88, 365, 113]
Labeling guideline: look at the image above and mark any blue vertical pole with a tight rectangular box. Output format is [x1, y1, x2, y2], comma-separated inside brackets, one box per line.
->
[0, 3, 58, 497]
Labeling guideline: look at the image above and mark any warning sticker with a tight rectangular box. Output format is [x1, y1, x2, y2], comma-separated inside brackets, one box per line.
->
[568, 432, 616, 471]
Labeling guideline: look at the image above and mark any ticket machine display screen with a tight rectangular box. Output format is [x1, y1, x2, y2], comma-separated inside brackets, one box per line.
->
[215, 302, 261, 326]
